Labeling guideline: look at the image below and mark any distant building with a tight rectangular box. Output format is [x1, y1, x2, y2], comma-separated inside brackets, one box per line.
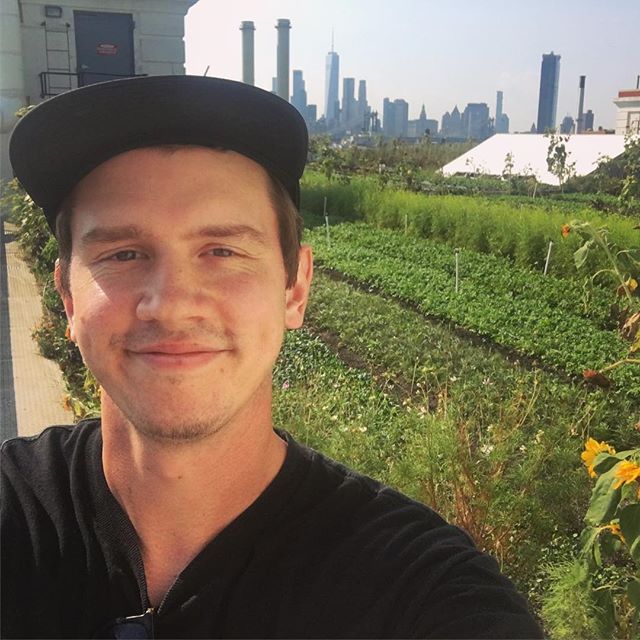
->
[357, 80, 369, 132]
[560, 115, 575, 134]
[307, 104, 317, 126]
[341, 77, 357, 130]
[382, 99, 394, 136]
[383, 97, 409, 137]
[494, 91, 510, 133]
[324, 49, 340, 128]
[536, 52, 561, 133]
[441, 105, 463, 138]
[462, 102, 491, 140]
[291, 69, 316, 130]
[584, 109, 594, 131]
[425, 118, 439, 135]
[291, 70, 307, 115]
[407, 104, 438, 138]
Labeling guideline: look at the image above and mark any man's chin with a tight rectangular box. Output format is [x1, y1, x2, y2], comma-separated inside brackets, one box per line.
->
[130, 417, 225, 445]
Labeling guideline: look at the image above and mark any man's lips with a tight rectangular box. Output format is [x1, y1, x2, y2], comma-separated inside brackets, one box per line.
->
[126, 343, 229, 368]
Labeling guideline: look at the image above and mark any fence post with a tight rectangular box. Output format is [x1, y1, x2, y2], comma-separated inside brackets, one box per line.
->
[455, 248, 460, 293]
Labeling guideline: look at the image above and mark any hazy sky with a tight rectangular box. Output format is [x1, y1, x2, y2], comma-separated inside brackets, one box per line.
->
[185, 0, 640, 132]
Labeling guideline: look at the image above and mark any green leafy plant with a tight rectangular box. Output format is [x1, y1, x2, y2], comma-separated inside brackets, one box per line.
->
[545, 132, 576, 192]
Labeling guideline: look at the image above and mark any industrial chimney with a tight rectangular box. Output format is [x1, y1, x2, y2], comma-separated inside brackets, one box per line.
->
[275, 19, 291, 101]
[576, 75, 586, 134]
[240, 21, 255, 85]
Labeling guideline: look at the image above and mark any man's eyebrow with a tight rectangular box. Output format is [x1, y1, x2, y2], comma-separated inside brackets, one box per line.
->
[187, 224, 267, 245]
[79, 224, 268, 246]
[80, 225, 142, 246]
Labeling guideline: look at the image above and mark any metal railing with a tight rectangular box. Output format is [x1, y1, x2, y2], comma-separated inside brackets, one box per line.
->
[39, 71, 148, 98]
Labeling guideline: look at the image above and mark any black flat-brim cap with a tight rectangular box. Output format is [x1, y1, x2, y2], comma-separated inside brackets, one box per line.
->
[9, 75, 308, 234]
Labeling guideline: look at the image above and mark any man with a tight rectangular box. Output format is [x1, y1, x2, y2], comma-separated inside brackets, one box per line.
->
[2, 76, 543, 639]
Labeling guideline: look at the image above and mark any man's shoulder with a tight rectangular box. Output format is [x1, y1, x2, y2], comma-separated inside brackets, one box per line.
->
[276, 437, 543, 637]
[1, 419, 100, 460]
[284, 434, 474, 549]
[1, 419, 101, 493]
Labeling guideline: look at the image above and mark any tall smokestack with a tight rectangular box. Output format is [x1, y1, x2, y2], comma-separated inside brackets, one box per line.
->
[577, 75, 586, 134]
[240, 21, 255, 85]
[275, 18, 291, 101]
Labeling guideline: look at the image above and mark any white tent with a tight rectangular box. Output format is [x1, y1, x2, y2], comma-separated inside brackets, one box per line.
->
[441, 133, 626, 185]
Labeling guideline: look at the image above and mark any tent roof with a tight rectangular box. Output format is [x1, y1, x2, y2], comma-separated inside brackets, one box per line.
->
[441, 133, 626, 185]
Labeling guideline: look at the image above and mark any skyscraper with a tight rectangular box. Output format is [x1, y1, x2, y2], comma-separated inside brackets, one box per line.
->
[536, 52, 561, 133]
[584, 109, 594, 131]
[441, 106, 463, 138]
[341, 77, 356, 129]
[560, 115, 575, 134]
[357, 80, 368, 130]
[291, 70, 307, 116]
[495, 90, 510, 133]
[324, 49, 340, 128]
[382, 98, 408, 137]
[462, 103, 490, 139]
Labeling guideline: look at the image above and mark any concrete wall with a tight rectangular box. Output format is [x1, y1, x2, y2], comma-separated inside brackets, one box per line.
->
[1, 0, 198, 185]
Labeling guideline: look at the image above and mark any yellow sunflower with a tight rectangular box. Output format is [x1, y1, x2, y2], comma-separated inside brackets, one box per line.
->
[581, 438, 615, 478]
[613, 460, 640, 490]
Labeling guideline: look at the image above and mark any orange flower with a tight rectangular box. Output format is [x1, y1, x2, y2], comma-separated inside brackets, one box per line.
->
[604, 521, 625, 543]
[561, 224, 571, 238]
[613, 460, 640, 489]
[582, 369, 611, 388]
[581, 437, 616, 478]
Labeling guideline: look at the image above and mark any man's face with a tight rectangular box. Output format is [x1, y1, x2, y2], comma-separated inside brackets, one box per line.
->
[55, 146, 312, 442]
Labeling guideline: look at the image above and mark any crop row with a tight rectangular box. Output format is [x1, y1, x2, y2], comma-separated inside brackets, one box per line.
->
[300, 172, 640, 283]
[306, 272, 638, 445]
[305, 223, 640, 398]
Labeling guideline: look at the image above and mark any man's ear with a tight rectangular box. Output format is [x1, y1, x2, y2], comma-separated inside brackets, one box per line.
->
[285, 245, 313, 330]
[54, 259, 76, 342]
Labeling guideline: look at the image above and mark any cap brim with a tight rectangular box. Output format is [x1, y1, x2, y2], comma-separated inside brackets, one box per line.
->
[9, 75, 308, 232]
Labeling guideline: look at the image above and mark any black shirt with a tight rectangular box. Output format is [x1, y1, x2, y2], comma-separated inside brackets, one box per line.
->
[1, 420, 543, 638]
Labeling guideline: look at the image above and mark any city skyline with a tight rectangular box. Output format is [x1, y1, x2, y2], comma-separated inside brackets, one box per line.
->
[185, 0, 639, 133]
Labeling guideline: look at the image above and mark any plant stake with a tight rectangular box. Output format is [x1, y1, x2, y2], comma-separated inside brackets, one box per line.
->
[544, 240, 553, 275]
[323, 196, 330, 246]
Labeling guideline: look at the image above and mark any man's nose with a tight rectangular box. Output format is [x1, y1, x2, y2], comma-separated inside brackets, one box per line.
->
[135, 260, 207, 325]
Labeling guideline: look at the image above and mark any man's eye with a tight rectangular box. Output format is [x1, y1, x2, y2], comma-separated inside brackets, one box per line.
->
[109, 250, 141, 261]
[209, 248, 235, 257]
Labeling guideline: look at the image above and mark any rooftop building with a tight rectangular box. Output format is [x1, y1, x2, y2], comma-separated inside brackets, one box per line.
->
[613, 84, 640, 135]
